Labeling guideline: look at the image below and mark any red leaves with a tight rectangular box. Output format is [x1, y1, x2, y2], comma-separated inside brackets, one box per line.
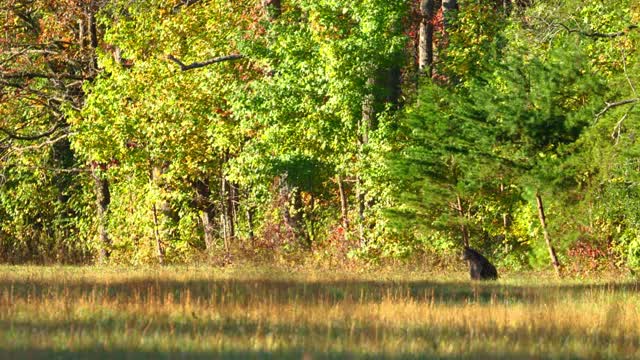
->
[568, 241, 609, 260]
[568, 240, 618, 273]
[90, 158, 120, 171]
[432, 8, 445, 34]
[214, 107, 233, 118]
[125, 140, 139, 149]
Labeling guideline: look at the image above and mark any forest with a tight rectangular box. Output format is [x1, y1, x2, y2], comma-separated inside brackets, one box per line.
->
[1, 0, 639, 274]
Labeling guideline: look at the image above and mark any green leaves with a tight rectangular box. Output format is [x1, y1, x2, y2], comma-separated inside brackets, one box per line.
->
[4, 0, 640, 268]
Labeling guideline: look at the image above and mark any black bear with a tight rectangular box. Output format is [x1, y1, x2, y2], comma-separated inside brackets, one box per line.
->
[462, 246, 498, 280]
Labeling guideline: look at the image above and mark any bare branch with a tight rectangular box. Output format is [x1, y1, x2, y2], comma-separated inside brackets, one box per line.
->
[167, 54, 244, 71]
[8, 132, 72, 155]
[595, 98, 640, 120]
[557, 23, 638, 38]
[611, 106, 634, 145]
[0, 123, 63, 141]
[12, 165, 89, 173]
[0, 72, 89, 81]
[622, 49, 638, 97]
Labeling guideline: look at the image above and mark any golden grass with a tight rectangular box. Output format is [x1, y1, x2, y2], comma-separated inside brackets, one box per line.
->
[0, 266, 638, 359]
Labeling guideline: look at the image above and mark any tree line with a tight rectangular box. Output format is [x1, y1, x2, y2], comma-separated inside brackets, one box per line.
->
[0, 0, 638, 272]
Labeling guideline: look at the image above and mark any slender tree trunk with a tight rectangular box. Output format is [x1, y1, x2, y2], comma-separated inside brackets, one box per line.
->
[231, 182, 239, 237]
[151, 203, 165, 264]
[227, 181, 236, 240]
[150, 164, 175, 265]
[500, 182, 509, 249]
[220, 176, 231, 253]
[220, 213, 229, 252]
[193, 179, 216, 251]
[456, 194, 469, 247]
[87, 1, 112, 263]
[337, 175, 349, 231]
[535, 192, 561, 277]
[92, 169, 111, 262]
[200, 211, 215, 250]
[361, 77, 375, 145]
[308, 194, 316, 245]
[287, 188, 309, 248]
[418, 0, 435, 77]
[87, 0, 99, 71]
[357, 76, 376, 247]
[357, 184, 366, 245]
[246, 207, 255, 245]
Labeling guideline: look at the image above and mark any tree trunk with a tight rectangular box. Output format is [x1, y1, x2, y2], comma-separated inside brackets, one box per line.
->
[193, 179, 216, 251]
[92, 169, 111, 262]
[357, 184, 366, 246]
[150, 164, 175, 265]
[220, 176, 231, 253]
[456, 194, 469, 247]
[88, 0, 99, 72]
[220, 213, 229, 252]
[337, 175, 349, 231]
[226, 180, 236, 240]
[535, 192, 561, 277]
[200, 211, 215, 251]
[297, 190, 311, 248]
[418, 0, 435, 77]
[357, 76, 376, 247]
[500, 181, 509, 248]
[151, 203, 165, 265]
[308, 194, 316, 245]
[230, 182, 238, 238]
[281, 183, 309, 248]
[246, 207, 255, 245]
[87, 1, 111, 262]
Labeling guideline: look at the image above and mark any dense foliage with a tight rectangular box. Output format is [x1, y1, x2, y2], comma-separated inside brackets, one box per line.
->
[1, 0, 638, 272]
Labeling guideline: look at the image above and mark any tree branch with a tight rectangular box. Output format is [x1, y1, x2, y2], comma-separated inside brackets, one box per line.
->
[595, 98, 640, 120]
[167, 54, 244, 71]
[611, 105, 635, 144]
[7, 132, 72, 155]
[0, 71, 89, 81]
[0, 123, 63, 141]
[557, 23, 638, 38]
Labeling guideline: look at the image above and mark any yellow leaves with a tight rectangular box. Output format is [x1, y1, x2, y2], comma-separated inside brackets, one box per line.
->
[609, 176, 626, 184]
[633, 5, 640, 23]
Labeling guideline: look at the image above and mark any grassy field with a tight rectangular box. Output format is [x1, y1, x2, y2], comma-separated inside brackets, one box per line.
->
[0, 266, 639, 359]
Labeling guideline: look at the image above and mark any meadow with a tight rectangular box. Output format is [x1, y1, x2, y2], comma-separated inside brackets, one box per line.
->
[0, 265, 638, 359]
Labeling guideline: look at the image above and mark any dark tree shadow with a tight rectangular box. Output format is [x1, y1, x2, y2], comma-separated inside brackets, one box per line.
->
[0, 277, 638, 306]
[0, 348, 574, 360]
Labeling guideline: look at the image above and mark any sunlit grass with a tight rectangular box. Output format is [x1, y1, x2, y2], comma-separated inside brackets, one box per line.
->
[0, 265, 638, 359]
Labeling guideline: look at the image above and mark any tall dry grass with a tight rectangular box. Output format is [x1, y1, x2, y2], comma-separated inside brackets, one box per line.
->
[0, 266, 638, 359]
